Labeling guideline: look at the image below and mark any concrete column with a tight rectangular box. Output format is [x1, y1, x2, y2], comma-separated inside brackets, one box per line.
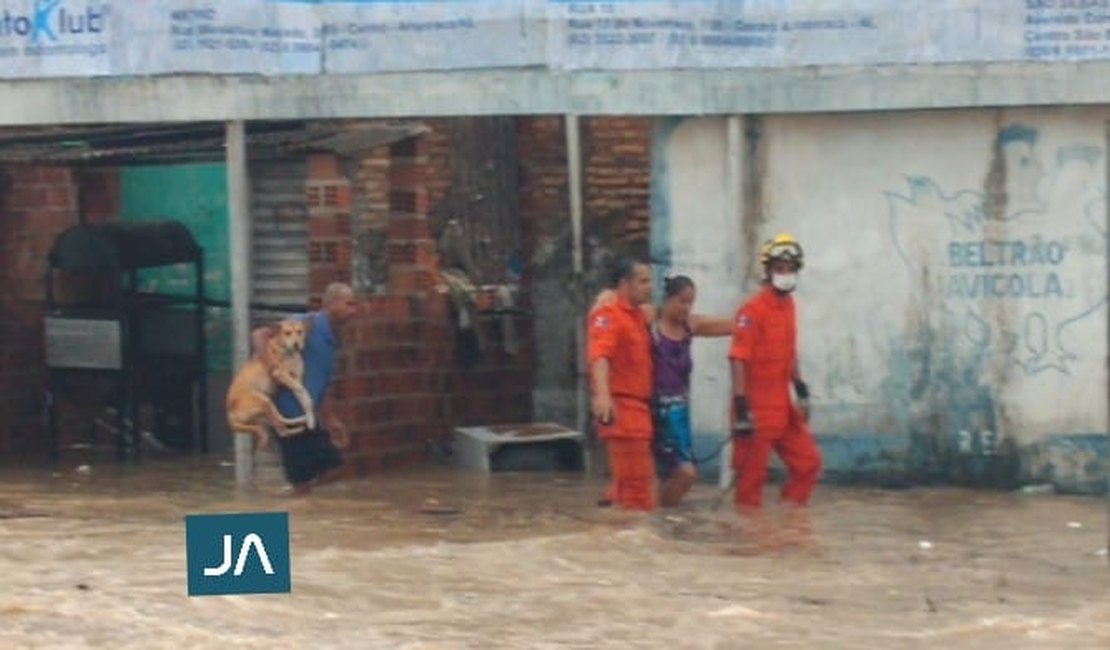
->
[719, 115, 743, 490]
[565, 114, 586, 436]
[226, 120, 253, 487]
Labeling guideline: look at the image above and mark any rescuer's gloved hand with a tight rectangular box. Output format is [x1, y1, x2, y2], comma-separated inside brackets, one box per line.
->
[794, 380, 810, 422]
[733, 395, 754, 437]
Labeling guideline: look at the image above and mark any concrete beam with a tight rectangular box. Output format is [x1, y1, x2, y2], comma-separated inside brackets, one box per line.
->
[4, 61, 1110, 125]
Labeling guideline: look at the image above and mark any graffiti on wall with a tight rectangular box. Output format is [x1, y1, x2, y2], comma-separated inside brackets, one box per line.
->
[886, 124, 1107, 377]
[873, 122, 1106, 486]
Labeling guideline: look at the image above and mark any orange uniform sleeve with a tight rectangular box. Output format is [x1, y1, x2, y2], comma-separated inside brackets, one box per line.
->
[587, 306, 618, 365]
[728, 305, 757, 361]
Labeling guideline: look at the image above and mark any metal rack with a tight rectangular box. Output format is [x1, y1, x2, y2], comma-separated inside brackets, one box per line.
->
[44, 220, 208, 462]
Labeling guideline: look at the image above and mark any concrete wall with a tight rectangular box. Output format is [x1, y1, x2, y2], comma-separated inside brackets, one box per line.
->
[650, 117, 748, 482]
[654, 109, 1110, 493]
[12, 62, 1110, 125]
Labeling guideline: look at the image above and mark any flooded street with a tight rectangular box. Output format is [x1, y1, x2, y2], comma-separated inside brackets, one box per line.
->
[1, 455, 1109, 649]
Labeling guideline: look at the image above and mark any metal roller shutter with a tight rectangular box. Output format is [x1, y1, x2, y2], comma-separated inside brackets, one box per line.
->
[250, 160, 309, 320]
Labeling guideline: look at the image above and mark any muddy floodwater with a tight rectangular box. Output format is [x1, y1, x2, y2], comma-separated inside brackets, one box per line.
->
[1, 454, 1108, 649]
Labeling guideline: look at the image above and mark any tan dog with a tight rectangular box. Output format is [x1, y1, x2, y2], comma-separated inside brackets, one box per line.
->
[226, 318, 316, 450]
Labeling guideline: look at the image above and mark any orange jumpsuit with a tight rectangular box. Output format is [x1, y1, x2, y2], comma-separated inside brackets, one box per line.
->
[587, 297, 655, 511]
[728, 285, 822, 508]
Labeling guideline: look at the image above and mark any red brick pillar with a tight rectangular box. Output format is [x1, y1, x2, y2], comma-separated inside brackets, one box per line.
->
[325, 133, 452, 475]
[372, 134, 449, 467]
[79, 169, 120, 224]
[0, 166, 79, 453]
[386, 137, 438, 294]
[305, 153, 353, 304]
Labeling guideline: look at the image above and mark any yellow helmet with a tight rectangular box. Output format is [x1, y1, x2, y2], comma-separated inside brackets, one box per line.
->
[760, 232, 804, 269]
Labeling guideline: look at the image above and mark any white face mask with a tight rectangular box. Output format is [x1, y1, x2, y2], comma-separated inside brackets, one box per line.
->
[771, 273, 798, 293]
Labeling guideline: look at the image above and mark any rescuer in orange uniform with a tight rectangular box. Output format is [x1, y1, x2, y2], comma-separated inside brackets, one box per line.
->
[588, 256, 656, 511]
[729, 233, 822, 509]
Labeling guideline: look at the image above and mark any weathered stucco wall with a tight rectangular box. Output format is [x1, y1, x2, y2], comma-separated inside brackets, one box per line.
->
[655, 109, 1110, 493]
[650, 117, 747, 483]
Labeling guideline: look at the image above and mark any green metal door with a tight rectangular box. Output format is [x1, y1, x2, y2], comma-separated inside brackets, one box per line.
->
[120, 163, 231, 372]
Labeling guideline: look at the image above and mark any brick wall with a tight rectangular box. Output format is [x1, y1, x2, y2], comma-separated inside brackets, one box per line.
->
[517, 115, 653, 280]
[81, 169, 120, 224]
[400, 123, 533, 446]
[326, 136, 449, 473]
[583, 117, 653, 243]
[517, 116, 654, 426]
[312, 121, 535, 476]
[0, 167, 78, 453]
[518, 117, 570, 277]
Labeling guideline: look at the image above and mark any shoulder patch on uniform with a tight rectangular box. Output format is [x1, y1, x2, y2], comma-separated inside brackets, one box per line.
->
[592, 314, 610, 329]
[737, 314, 751, 329]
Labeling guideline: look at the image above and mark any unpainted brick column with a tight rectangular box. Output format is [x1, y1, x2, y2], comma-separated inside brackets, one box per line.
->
[79, 169, 120, 224]
[305, 153, 353, 304]
[0, 166, 81, 453]
[386, 136, 439, 295]
[349, 145, 391, 294]
[358, 133, 450, 470]
[325, 133, 452, 475]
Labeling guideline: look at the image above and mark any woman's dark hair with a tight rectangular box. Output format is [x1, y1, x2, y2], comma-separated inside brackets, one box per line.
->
[663, 274, 695, 299]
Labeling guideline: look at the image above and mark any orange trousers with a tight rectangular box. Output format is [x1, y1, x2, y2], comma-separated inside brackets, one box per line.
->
[604, 438, 656, 511]
[731, 411, 821, 508]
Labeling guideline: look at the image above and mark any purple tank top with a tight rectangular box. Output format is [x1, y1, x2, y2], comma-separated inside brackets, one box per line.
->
[652, 321, 692, 398]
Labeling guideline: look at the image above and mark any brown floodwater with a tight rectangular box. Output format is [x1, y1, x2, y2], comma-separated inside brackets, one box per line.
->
[1, 451, 1108, 649]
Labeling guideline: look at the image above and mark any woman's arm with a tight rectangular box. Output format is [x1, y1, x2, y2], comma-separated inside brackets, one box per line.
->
[591, 288, 657, 321]
[591, 289, 617, 312]
[688, 314, 734, 337]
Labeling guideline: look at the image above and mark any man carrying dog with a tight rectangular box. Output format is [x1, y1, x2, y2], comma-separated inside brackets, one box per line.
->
[252, 282, 359, 495]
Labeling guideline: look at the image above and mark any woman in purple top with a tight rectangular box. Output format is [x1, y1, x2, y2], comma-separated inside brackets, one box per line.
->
[594, 275, 732, 507]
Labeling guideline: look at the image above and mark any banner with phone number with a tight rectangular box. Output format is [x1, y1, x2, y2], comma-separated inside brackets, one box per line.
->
[1, 0, 1107, 79]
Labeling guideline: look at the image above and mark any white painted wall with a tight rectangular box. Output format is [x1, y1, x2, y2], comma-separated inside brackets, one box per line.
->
[657, 108, 1109, 487]
[651, 118, 751, 483]
[765, 108, 1108, 440]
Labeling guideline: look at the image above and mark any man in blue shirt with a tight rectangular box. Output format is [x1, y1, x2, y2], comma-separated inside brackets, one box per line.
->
[252, 282, 358, 495]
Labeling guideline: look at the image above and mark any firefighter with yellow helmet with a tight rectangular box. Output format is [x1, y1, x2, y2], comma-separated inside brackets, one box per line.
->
[727, 232, 822, 508]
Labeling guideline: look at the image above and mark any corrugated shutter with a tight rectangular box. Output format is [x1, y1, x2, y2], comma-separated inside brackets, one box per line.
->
[250, 161, 308, 318]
